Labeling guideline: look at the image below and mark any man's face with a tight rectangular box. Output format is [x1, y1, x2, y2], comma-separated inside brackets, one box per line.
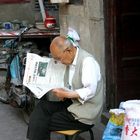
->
[50, 37, 75, 65]
[50, 45, 74, 65]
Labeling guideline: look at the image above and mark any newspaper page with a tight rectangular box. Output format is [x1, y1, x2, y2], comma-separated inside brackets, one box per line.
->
[23, 53, 66, 99]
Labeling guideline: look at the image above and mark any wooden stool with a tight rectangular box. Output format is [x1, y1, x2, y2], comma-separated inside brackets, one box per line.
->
[55, 127, 94, 140]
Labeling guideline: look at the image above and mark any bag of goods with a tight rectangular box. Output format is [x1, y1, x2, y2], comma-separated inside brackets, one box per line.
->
[121, 100, 140, 140]
[102, 109, 125, 140]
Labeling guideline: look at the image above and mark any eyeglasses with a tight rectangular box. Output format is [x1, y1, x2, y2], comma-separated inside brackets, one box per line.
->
[53, 47, 69, 61]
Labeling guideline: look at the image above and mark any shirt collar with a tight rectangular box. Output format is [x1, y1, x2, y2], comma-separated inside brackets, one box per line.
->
[71, 47, 79, 66]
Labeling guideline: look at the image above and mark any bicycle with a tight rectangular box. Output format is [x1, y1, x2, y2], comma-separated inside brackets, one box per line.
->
[0, 26, 40, 123]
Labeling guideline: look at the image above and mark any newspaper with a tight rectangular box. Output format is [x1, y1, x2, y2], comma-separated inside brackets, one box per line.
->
[23, 53, 66, 99]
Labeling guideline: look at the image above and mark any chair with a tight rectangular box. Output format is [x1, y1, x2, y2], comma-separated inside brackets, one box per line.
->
[54, 127, 94, 140]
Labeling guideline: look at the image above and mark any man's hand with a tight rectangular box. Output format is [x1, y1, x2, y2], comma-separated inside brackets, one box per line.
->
[52, 88, 80, 101]
[51, 88, 68, 101]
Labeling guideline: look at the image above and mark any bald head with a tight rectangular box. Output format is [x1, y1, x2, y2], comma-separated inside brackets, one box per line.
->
[50, 36, 71, 51]
[50, 36, 66, 60]
[50, 36, 77, 65]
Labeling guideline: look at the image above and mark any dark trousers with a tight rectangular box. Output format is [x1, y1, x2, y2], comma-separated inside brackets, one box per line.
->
[27, 99, 92, 140]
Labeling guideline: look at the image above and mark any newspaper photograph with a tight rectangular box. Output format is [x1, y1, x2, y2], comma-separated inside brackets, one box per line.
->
[23, 53, 66, 99]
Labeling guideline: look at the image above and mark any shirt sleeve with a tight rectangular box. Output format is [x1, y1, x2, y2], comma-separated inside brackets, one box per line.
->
[75, 57, 101, 104]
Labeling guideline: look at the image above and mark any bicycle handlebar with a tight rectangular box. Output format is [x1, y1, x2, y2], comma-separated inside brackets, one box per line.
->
[3, 25, 34, 48]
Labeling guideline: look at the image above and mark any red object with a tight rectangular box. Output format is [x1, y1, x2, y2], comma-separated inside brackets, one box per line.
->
[44, 16, 56, 28]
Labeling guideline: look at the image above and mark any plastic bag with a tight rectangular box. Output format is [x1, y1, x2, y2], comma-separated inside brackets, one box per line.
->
[102, 109, 125, 140]
[10, 54, 22, 86]
[121, 100, 140, 140]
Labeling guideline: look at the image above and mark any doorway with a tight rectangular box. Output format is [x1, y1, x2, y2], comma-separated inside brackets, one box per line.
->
[104, 0, 140, 108]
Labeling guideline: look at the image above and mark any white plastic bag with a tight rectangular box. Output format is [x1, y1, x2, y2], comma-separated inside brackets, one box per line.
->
[121, 100, 140, 140]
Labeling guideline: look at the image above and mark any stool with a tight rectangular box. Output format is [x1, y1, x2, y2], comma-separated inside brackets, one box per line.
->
[55, 127, 94, 140]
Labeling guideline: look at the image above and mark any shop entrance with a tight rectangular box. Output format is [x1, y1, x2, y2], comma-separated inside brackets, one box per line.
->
[105, 0, 140, 108]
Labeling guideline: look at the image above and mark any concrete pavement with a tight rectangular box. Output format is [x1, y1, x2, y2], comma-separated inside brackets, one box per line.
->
[0, 101, 105, 140]
[0, 102, 27, 140]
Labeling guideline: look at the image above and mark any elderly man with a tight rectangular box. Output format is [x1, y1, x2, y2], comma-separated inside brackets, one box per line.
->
[27, 33, 104, 140]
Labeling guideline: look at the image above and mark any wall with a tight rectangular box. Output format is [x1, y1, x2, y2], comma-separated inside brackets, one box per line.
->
[0, 1, 35, 23]
[59, 0, 105, 83]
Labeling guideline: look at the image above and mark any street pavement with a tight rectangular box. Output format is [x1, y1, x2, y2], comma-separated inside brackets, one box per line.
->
[0, 101, 105, 140]
[0, 102, 27, 140]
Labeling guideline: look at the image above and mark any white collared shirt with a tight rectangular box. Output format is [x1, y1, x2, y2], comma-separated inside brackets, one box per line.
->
[69, 48, 101, 104]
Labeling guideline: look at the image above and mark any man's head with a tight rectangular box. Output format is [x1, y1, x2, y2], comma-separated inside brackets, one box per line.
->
[50, 36, 77, 65]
